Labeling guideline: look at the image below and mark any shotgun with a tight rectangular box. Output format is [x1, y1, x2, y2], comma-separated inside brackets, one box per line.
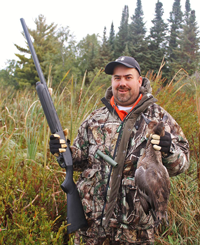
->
[20, 18, 87, 234]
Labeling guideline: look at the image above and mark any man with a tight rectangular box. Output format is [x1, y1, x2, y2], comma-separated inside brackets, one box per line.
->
[50, 56, 190, 244]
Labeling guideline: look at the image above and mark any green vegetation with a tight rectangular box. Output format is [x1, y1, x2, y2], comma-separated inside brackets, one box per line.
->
[0, 67, 199, 244]
[149, 67, 200, 244]
[0, 71, 105, 244]
[0, 0, 199, 88]
[0, 0, 199, 244]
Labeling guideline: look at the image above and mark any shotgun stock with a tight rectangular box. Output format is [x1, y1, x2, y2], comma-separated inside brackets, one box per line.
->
[20, 18, 87, 234]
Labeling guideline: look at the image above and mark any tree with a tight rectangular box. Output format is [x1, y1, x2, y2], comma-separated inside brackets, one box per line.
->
[128, 0, 150, 75]
[184, 0, 191, 24]
[0, 60, 19, 88]
[15, 15, 58, 87]
[167, 0, 183, 76]
[108, 22, 115, 60]
[173, 2, 200, 75]
[114, 5, 129, 58]
[148, 0, 168, 77]
[96, 27, 112, 69]
[76, 34, 100, 82]
[53, 26, 77, 83]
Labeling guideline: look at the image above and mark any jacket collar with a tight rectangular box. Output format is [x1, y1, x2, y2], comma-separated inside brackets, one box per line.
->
[102, 77, 157, 118]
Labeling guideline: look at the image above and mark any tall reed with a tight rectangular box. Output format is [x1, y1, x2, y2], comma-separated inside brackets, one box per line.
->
[147, 67, 200, 244]
[0, 67, 199, 244]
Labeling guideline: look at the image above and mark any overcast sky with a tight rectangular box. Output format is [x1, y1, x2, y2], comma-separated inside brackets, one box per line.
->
[1, 0, 199, 69]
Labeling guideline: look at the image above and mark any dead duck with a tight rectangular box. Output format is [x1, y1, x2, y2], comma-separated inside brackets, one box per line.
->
[135, 114, 171, 226]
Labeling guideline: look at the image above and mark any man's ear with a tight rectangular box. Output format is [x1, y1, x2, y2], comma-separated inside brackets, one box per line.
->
[139, 76, 143, 86]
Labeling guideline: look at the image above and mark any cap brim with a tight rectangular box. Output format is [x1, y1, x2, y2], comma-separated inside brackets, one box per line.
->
[105, 61, 138, 75]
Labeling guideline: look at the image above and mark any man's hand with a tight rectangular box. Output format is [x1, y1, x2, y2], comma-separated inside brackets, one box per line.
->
[49, 128, 68, 157]
[150, 131, 171, 153]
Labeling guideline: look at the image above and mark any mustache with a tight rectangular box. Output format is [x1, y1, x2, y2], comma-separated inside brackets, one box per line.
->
[116, 85, 130, 91]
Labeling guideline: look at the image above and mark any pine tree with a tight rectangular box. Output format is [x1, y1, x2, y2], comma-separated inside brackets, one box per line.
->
[173, 3, 200, 75]
[108, 22, 115, 59]
[168, 0, 183, 77]
[96, 27, 112, 69]
[128, 0, 150, 75]
[114, 5, 129, 58]
[185, 0, 191, 24]
[15, 15, 58, 87]
[122, 43, 131, 57]
[148, 0, 168, 77]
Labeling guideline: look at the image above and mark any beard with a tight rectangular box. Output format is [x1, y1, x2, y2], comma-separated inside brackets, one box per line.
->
[115, 87, 132, 104]
[116, 91, 131, 103]
[112, 85, 140, 107]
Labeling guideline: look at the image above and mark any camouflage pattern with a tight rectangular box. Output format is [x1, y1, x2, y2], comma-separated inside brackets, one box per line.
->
[69, 78, 190, 244]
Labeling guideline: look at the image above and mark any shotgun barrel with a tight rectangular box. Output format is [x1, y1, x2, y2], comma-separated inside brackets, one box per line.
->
[20, 18, 87, 234]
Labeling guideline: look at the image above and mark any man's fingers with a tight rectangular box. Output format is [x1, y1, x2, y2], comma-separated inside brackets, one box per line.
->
[151, 139, 160, 145]
[48, 88, 53, 96]
[51, 146, 66, 154]
[151, 134, 160, 146]
[50, 138, 66, 145]
[49, 130, 69, 157]
[159, 140, 171, 147]
[153, 145, 161, 151]
[60, 139, 66, 144]
[53, 133, 60, 139]
[151, 132, 171, 153]
[59, 148, 66, 153]
[63, 128, 68, 138]
[50, 129, 69, 141]
[151, 134, 160, 140]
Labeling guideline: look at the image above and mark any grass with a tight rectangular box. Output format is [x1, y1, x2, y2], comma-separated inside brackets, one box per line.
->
[0, 68, 200, 244]
[155, 160, 200, 244]
[148, 66, 200, 244]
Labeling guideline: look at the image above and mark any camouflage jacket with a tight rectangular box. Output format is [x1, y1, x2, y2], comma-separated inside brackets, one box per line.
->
[70, 77, 190, 232]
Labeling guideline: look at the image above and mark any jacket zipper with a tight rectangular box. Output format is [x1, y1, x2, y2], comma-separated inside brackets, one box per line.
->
[100, 120, 124, 225]
[99, 97, 139, 225]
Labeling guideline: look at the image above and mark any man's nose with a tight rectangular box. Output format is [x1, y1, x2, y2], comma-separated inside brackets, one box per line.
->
[119, 77, 126, 86]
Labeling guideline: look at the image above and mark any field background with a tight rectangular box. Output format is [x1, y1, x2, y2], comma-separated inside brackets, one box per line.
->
[0, 69, 200, 244]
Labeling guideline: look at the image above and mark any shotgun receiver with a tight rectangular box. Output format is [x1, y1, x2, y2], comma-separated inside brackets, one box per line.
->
[20, 18, 87, 234]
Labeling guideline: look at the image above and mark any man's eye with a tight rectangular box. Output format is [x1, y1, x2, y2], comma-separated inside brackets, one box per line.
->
[115, 77, 120, 80]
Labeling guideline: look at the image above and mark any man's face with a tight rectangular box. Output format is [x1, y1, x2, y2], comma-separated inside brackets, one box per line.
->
[111, 65, 142, 107]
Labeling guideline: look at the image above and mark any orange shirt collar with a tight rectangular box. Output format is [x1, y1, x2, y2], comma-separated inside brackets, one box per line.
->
[110, 94, 143, 121]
